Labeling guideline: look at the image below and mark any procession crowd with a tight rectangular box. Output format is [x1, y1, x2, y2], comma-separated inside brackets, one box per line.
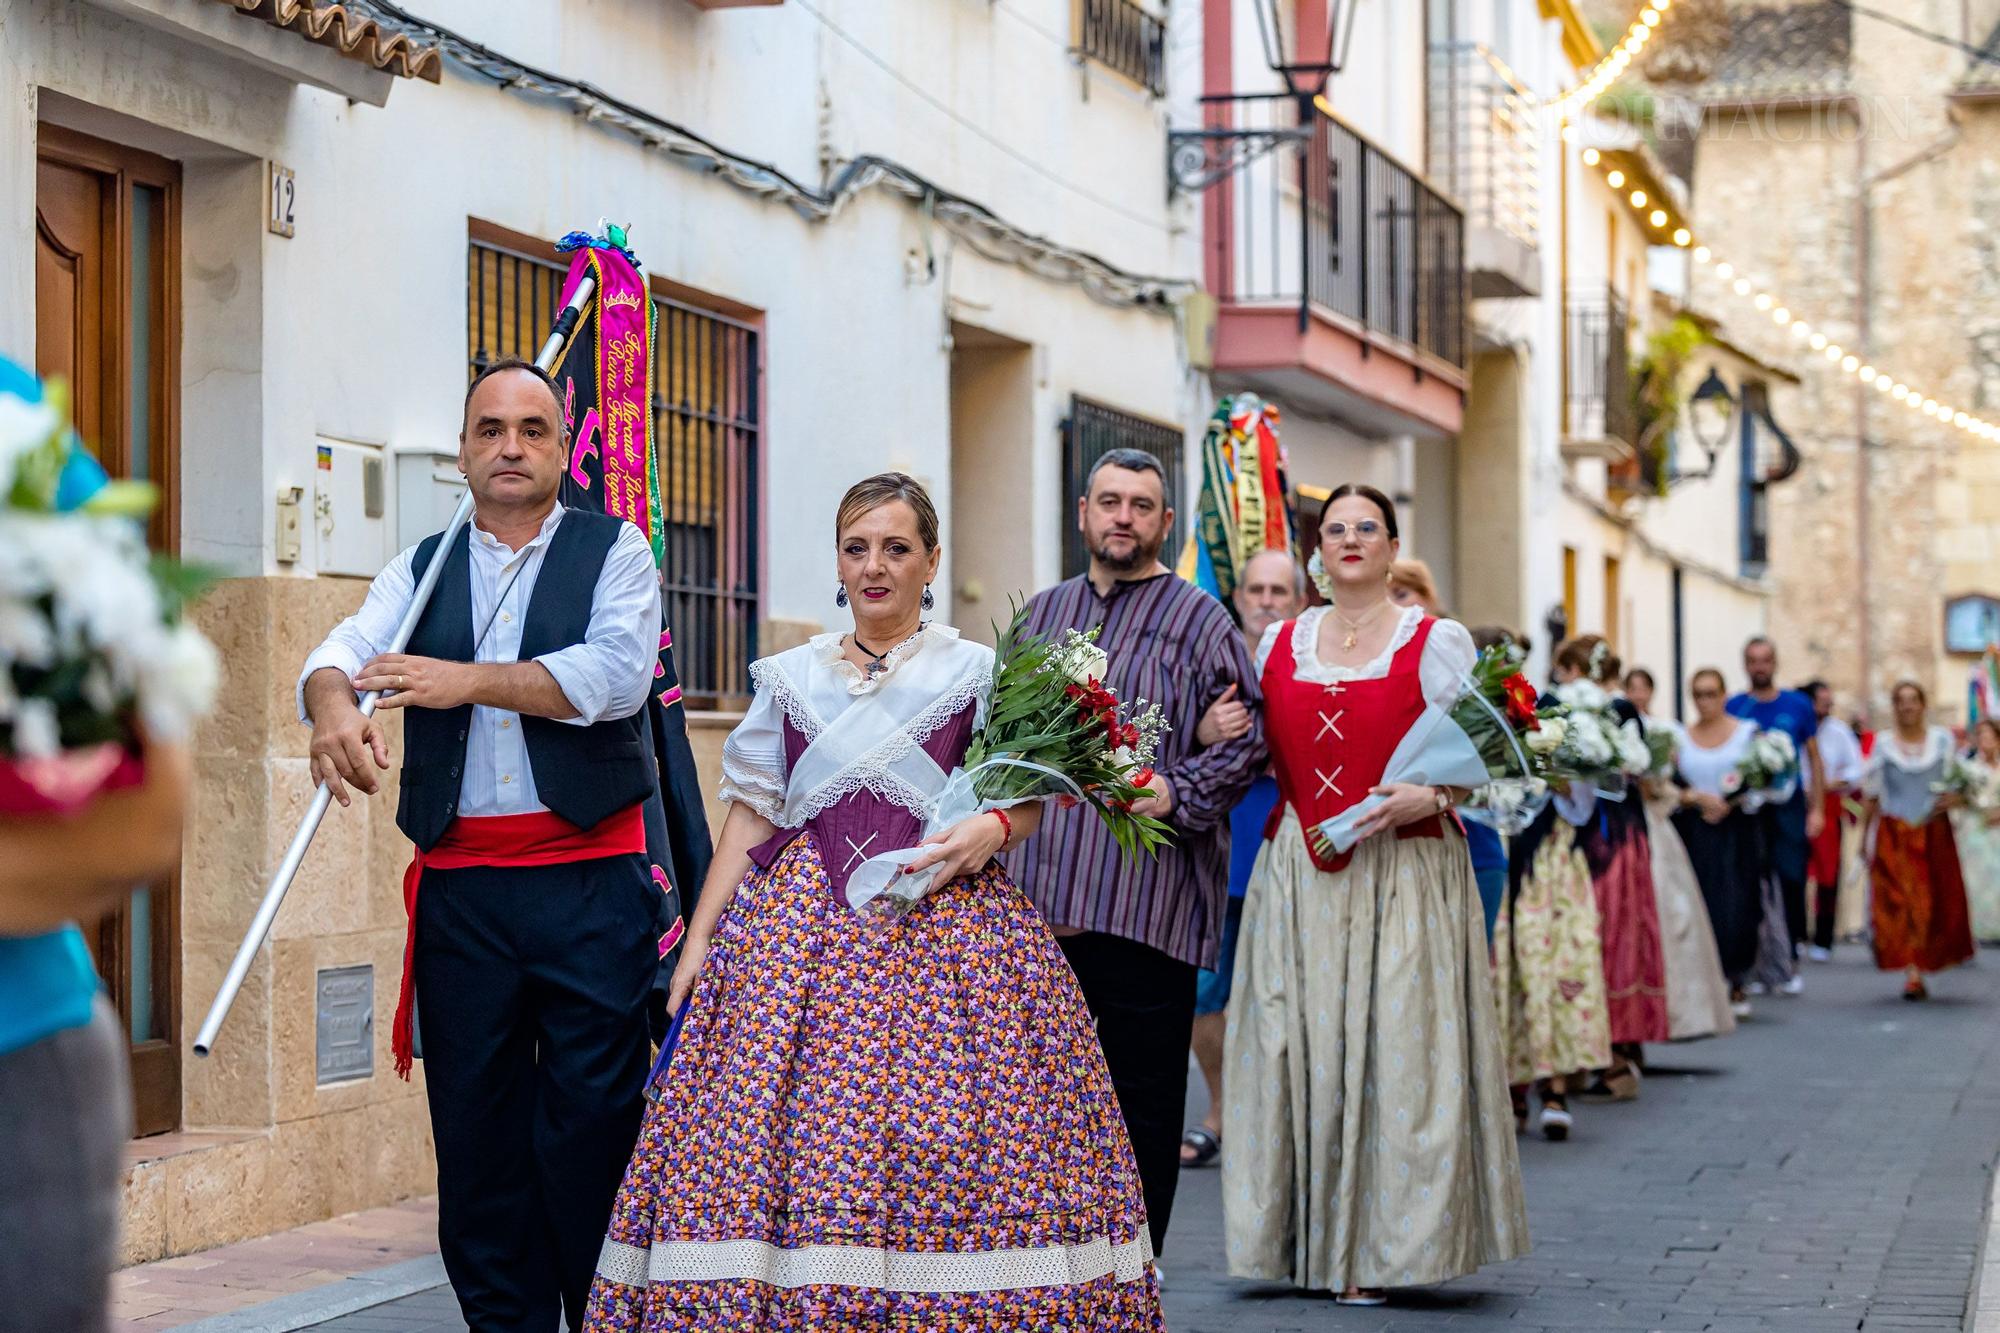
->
[9, 357, 1995, 1333]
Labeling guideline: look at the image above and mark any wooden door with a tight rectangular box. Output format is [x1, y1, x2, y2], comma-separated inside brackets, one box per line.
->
[35, 125, 182, 1136]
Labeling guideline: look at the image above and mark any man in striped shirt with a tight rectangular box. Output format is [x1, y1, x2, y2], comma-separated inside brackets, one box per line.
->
[1005, 448, 1266, 1258]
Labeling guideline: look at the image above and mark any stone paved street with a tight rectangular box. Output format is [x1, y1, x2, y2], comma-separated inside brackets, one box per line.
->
[299, 948, 2000, 1333]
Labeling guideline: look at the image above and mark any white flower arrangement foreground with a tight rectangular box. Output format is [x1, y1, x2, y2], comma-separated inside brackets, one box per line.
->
[0, 357, 218, 815]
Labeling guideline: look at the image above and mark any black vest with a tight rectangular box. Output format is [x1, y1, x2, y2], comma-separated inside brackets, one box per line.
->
[396, 508, 654, 851]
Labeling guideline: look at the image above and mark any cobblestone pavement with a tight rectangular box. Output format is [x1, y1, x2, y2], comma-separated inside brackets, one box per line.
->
[305, 947, 2000, 1332]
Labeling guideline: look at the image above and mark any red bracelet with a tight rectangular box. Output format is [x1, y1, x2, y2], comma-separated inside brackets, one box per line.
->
[991, 808, 1013, 843]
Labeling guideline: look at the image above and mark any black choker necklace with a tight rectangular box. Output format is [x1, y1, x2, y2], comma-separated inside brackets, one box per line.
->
[851, 624, 928, 678]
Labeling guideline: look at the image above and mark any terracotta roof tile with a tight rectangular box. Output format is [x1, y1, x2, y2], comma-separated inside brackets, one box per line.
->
[209, 0, 441, 83]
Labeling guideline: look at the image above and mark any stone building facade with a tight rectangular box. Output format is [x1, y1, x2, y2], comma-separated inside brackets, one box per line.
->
[1654, 0, 2000, 719]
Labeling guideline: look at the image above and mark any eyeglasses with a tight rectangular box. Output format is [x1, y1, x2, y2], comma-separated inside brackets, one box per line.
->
[1691, 689, 1722, 700]
[1323, 520, 1387, 541]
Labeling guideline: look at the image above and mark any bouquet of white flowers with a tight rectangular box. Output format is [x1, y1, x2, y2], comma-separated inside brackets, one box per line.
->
[1934, 753, 1998, 812]
[1726, 727, 1798, 811]
[1536, 678, 1632, 790]
[0, 357, 218, 815]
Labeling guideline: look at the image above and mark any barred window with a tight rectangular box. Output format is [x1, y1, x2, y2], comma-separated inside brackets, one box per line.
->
[1076, 0, 1168, 97]
[467, 225, 761, 708]
[1060, 395, 1186, 579]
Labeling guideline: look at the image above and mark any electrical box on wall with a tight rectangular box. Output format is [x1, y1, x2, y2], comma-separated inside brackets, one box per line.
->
[313, 438, 389, 578]
[396, 447, 466, 553]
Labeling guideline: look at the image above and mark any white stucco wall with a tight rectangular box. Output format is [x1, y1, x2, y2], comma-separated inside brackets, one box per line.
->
[1, 0, 1201, 631]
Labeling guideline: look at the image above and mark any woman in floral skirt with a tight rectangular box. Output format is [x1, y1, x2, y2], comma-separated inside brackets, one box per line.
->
[1558, 638, 1668, 1100]
[583, 474, 1163, 1330]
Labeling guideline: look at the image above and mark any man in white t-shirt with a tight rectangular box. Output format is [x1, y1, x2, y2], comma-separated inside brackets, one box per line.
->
[1803, 680, 1864, 960]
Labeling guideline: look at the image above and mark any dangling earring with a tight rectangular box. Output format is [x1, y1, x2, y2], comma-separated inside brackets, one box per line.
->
[835, 583, 849, 608]
[922, 585, 936, 611]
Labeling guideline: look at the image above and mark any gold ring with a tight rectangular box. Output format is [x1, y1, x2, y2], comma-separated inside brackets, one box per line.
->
[397, 675, 405, 689]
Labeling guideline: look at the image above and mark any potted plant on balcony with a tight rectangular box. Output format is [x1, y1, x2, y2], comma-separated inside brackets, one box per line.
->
[1629, 315, 1709, 497]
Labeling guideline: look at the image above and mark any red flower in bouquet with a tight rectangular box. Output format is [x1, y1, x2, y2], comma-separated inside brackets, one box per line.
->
[1502, 673, 1541, 731]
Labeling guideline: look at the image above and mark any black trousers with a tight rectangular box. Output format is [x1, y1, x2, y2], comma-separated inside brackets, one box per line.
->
[414, 854, 658, 1332]
[1057, 931, 1197, 1257]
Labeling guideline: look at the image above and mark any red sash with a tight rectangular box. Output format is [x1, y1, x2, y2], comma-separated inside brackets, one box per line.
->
[1261, 615, 1445, 872]
[393, 804, 647, 1078]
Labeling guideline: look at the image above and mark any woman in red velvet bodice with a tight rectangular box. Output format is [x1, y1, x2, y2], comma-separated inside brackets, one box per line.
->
[1220, 485, 1528, 1306]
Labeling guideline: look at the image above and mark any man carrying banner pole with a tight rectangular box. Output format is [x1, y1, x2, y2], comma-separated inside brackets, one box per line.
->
[300, 350, 662, 1331]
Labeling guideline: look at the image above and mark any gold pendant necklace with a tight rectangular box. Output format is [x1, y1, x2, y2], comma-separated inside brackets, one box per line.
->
[1332, 600, 1389, 651]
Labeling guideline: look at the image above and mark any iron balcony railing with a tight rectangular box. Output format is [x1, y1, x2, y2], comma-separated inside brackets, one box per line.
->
[1565, 288, 1637, 449]
[1078, 0, 1168, 97]
[1212, 93, 1467, 371]
[1427, 42, 1540, 253]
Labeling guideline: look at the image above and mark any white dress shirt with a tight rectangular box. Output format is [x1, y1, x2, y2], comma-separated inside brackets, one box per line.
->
[1817, 715, 1865, 789]
[298, 506, 662, 818]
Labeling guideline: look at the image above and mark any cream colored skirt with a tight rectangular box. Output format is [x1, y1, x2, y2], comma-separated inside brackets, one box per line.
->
[1645, 800, 1738, 1041]
[1222, 811, 1530, 1291]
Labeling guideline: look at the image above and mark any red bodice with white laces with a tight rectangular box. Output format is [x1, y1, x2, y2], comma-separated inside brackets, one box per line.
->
[1260, 613, 1445, 872]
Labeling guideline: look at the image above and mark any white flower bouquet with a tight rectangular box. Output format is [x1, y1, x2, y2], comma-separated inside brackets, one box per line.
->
[0, 357, 218, 816]
[1934, 753, 1998, 812]
[1729, 727, 1798, 811]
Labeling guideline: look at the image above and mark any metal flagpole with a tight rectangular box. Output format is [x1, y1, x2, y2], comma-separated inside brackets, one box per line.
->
[193, 272, 597, 1057]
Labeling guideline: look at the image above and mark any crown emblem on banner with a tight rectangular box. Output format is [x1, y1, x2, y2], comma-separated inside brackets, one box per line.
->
[603, 291, 645, 311]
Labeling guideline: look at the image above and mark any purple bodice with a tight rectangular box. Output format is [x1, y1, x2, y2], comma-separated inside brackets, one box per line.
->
[749, 699, 980, 896]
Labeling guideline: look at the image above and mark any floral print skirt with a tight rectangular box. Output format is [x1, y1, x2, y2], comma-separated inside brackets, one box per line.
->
[582, 833, 1165, 1331]
[1493, 819, 1612, 1084]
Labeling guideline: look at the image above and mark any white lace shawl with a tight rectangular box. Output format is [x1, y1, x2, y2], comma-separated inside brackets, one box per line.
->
[719, 624, 994, 826]
[1254, 604, 1475, 709]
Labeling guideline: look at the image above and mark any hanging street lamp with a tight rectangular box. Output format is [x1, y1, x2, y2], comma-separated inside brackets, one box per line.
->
[1168, 0, 1365, 196]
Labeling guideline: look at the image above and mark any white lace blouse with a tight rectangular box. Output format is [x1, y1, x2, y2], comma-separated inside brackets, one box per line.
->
[718, 623, 993, 825]
[1253, 604, 1476, 709]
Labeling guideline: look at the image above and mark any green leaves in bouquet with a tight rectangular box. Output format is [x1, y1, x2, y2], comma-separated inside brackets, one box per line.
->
[967, 598, 1174, 860]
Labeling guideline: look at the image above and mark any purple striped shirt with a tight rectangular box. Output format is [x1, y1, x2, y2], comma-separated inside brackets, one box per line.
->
[1003, 572, 1266, 968]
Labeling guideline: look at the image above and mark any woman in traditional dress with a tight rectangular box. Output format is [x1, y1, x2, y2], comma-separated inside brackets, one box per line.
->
[1223, 484, 1527, 1306]
[1623, 668, 1735, 1042]
[1491, 652, 1611, 1143]
[1864, 680, 1975, 1000]
[1558, 638, 1668, 1099]
[1949, 718, 2000, 943]
[584, 474, 1164, 1331]
[1670, 668, 1766, 1018]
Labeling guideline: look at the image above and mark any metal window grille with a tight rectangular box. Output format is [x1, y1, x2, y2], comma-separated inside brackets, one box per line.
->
[467, 238, 761, 707]
[1060, 396, 1185, 580]
[1078, 0, 1168, 97]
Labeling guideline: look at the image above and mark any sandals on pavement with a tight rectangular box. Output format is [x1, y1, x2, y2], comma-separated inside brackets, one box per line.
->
[1336, 1288, 1388, 1306]
[1179, 1126, 1221, 1169]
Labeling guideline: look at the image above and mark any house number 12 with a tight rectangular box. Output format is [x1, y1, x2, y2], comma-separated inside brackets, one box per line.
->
[268, 163, 296, 238]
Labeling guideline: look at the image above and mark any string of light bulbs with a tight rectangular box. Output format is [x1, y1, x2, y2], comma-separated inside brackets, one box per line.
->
[1546, 0, 1672, 115]
[1577, 145, 1998, 441]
